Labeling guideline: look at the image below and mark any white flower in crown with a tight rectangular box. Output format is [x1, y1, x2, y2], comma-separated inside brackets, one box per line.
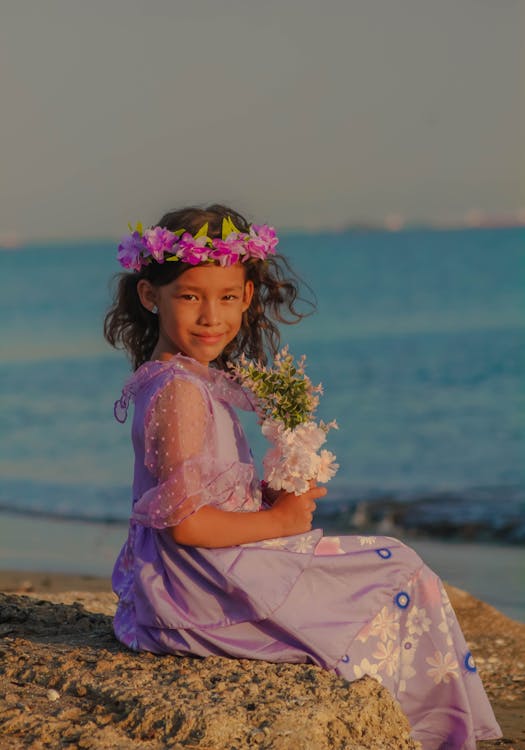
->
[230, 348, 338, 496]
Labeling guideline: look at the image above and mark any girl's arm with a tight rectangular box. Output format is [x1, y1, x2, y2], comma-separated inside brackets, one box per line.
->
[144, 375, 326, 547]
[171, 484, 327, 548]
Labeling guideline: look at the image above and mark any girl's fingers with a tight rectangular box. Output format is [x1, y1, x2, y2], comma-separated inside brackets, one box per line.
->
[300, 498, 316, 512]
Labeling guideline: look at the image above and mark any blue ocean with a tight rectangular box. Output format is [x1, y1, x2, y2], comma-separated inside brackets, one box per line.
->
[1, 227, 523, 543]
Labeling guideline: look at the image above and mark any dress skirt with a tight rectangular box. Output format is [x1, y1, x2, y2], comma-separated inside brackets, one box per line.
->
[113, 525, 501, 750]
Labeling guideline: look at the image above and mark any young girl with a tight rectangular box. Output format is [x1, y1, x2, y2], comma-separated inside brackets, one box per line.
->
[105, 204, 501, 750]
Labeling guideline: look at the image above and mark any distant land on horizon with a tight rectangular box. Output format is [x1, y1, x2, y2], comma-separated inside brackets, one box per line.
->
[1, 212, 525, 248]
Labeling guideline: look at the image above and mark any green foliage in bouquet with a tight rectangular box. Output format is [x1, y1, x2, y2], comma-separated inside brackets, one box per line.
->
[230, 347, 322, 430]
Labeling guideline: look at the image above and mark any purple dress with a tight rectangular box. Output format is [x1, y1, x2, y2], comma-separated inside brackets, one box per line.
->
[112, 355, 501, 750]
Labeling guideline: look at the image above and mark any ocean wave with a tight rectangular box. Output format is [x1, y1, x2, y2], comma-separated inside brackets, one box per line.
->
[1, 480, 523, 544]
[316, 485, 525, 545]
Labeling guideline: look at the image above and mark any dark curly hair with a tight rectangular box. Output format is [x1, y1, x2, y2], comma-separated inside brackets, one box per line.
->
[104, 204, 314, 370]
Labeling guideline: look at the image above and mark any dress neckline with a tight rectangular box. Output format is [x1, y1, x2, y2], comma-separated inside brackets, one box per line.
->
[114, 354, 256, 423]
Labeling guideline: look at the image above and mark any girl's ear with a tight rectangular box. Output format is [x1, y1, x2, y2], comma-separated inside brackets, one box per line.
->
[242, 280, 254, 312]
[137, 279, 158, 313]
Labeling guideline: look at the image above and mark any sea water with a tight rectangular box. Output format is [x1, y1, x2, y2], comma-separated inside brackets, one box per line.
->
[0, 227, 523, 542]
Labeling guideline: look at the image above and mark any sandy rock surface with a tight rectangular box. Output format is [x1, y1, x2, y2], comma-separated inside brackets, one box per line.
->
[0, 584, 523, 749]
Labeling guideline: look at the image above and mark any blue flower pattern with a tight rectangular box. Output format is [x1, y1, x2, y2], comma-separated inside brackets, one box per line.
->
[395, 591, 411, 609]
[464, 651, 477, 672]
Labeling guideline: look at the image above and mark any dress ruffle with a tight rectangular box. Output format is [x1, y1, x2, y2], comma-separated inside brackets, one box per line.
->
[131, 459, 260, 528]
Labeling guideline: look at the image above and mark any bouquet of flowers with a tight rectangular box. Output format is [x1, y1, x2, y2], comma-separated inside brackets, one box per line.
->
[231, 347, 338, 495]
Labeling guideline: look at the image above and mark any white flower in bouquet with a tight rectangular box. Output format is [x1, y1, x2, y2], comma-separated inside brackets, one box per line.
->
[230, 347, 338, 495]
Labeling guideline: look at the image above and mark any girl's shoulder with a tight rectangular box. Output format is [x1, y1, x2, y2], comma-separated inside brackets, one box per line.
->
[129, 355, 208, 397]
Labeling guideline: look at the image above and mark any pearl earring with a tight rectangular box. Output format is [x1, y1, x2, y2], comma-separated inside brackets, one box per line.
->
[151, 305, 158, 314]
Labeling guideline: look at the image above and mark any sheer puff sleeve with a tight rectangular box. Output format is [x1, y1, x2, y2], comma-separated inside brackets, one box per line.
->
[131, 374, 260, 529]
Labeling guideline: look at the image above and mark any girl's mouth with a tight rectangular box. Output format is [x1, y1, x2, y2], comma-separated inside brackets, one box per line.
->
[194, 333, 224, 343]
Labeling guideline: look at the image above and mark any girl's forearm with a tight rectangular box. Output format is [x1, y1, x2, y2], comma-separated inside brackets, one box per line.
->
[170, 505, 285, 548]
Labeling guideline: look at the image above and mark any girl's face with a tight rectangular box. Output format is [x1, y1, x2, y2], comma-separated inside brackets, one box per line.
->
[139, 264, 254, 366]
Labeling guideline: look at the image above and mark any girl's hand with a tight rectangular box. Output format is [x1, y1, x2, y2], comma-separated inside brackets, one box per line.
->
[270, 484, 327, 537]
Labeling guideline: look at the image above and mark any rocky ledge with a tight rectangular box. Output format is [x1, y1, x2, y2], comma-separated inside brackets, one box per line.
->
[0, 585, 524, 749]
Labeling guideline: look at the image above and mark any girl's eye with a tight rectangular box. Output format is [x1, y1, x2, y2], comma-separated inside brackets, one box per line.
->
[223, 294, 239, 301]
[179, 294, 198, 301]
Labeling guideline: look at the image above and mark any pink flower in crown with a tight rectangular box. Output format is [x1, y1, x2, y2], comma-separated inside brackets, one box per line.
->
[209, 234, 247, 267]
[176, 233, 211, 265]
[117, 232, 147, 271]
[245, 224, 278, 260]
[142, 227, 177, 263]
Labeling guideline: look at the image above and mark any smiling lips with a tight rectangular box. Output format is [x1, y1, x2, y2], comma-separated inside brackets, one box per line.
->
[193, 333, 224, 344]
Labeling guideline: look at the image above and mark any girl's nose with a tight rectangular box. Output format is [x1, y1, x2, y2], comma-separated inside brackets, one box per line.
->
[198, 300, 220, 326]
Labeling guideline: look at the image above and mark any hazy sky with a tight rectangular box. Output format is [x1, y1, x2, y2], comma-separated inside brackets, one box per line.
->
[1, 0, 524, 239]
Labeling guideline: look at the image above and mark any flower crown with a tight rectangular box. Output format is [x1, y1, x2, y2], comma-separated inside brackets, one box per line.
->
[117, 217, 278, 272]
